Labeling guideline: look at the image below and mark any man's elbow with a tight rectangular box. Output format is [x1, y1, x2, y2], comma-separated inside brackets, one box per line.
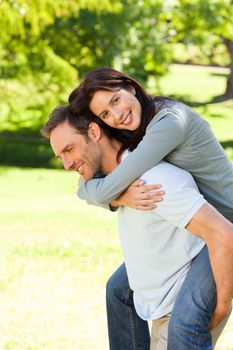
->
[186, 203, 233, 246]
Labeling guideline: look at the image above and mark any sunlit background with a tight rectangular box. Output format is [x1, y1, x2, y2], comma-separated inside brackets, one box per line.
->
[0, 0, 233, 349]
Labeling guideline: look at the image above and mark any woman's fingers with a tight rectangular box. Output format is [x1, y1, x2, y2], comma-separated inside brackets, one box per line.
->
[133, 197, 163, 210]
[140, 197, 163, 205]
[133, 187, 164, 209]
[135, 204, 158, 210]
[116, 181, 164, 209]
[139, 184, 162, 192]
[135, 189, 165, 199]
[132, 181, 162, 192]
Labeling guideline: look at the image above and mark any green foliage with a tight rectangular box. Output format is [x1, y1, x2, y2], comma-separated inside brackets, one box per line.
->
[0, 49, 77, 134]
[0, 136, 59, 168]
[0, 0, 124, 135]
[166, 0, 233, 64]
[117, 0, 172, 81]
[45, 9, 125, 77]
[1, 0, 233, 141]
[44, 1, 172, 82]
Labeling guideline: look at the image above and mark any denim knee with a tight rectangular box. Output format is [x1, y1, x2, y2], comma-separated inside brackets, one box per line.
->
[106, 273, 117, 302]
[168, 294, 214, 350]
[168, 311, 212, 349]
[106, 263, 133, 306]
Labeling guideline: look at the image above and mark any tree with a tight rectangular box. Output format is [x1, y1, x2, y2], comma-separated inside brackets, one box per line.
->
[45, 0, 174, 83]
[0, 0, 123, 131]
[115, 0, 174, 83]
[169, 0, 233, 99]
[0, 0, 177, 134]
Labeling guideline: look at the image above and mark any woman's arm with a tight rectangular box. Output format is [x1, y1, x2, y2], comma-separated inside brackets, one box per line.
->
[111, 180, 164, 210]
[79, 178, 165, 210]
[78, 111, 185, 205]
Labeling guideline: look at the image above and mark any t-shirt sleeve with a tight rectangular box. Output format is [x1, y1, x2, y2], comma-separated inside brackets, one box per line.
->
[78, 110, 186, 205]
[151, 171, 207, 228]
[77, 173, 117, 211]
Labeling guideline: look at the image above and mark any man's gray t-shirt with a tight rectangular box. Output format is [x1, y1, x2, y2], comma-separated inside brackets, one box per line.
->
[118, 159, 206, 320]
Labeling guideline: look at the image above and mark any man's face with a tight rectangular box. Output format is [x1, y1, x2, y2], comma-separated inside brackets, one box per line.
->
[50, 121, 103, 180]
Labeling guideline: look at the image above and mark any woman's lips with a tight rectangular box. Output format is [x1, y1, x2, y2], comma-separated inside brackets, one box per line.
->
[122, 112, 132, 125]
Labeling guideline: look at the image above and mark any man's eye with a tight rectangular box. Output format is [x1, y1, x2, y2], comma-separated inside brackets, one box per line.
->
[113, 97, 119, 104]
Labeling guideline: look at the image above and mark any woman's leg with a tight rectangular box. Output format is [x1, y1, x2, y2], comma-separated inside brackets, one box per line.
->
[106, 263, 150, 350]
[168, 245, 217, 350]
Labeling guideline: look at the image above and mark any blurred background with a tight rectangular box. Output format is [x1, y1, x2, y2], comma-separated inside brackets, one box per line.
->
[0, 0, 233, 349]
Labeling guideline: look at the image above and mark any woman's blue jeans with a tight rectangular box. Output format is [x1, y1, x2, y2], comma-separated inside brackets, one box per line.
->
[106, 245, 216, 350]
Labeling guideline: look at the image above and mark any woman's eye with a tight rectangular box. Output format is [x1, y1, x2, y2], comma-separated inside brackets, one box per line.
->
[102, 112, 109, 119]
[113, 97, 119, 104]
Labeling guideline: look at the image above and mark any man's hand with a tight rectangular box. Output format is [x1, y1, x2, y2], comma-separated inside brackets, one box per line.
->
[208, 301, 232, 330]
[111, 179, 165, 210]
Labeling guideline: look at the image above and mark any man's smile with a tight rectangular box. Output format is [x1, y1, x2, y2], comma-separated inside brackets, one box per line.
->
[74, 162, 85, 174]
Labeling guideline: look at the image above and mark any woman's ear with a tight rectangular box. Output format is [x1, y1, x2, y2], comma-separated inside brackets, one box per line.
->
[87, 122, 101, 141]
[128, 85, 136, 95]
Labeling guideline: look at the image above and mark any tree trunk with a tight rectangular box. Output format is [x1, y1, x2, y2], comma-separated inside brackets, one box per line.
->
[222, 38, 233, 99]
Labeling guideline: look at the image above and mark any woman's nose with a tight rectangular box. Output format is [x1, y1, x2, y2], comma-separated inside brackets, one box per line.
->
[114, 108, 123, 119]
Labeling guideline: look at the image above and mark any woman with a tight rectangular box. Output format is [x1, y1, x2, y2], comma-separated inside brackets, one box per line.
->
[68, 68, 233, 349]
[69, 68, 232, 219]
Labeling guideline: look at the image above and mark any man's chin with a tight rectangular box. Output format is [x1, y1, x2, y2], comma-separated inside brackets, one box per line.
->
[80, 170, 100, 181]
[81, 173, 94, 181]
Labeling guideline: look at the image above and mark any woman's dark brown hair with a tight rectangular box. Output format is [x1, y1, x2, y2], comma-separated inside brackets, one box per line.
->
[69, 68, 170, 156]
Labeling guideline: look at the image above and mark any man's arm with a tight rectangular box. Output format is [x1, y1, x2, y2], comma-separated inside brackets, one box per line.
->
[186, 202, 233, 330]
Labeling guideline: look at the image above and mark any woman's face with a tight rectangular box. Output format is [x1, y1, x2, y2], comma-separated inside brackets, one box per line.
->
[89, 87, 142, 130]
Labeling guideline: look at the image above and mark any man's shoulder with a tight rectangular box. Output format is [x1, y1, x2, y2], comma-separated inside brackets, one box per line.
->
[141, 160, 192, 182]
[123, 153, 197, 191]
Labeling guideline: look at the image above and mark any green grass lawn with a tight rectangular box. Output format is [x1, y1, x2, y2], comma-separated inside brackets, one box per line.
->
[0, 167, 121, 350]
[1, 167, 233, 350]
[1, 64, 233, 349]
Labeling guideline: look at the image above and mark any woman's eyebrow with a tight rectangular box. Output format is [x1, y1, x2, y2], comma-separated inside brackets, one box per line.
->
[98, 93, 117, 118]
[109, 93, 118, 105]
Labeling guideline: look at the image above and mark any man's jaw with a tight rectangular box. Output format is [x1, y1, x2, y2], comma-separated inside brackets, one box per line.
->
[73, 162, 96, 181]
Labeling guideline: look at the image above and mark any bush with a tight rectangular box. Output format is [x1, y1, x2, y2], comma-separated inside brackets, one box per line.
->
[0, 135, 61, 168]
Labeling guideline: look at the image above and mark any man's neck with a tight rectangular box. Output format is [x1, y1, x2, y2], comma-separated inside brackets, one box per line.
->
[101, 139, 122, 175]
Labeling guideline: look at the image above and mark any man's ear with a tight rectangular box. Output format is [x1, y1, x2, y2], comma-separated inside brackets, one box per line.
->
[87, 122, 101, 141]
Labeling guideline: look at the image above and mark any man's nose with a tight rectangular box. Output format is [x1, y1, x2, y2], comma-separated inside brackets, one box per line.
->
[63, 158, 74, 170]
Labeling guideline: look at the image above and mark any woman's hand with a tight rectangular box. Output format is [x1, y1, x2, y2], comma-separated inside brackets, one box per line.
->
[111, 179, 164, 210]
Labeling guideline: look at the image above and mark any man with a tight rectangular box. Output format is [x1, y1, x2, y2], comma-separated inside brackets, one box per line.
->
[41, 105, 233, 349]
